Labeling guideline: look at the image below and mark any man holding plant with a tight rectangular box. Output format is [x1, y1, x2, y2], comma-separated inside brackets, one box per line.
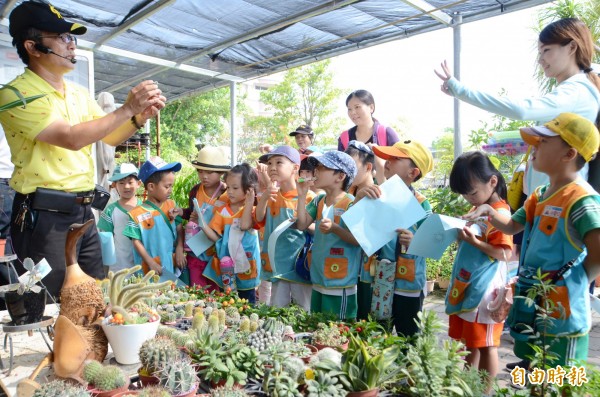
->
[0, 1, 166, 298]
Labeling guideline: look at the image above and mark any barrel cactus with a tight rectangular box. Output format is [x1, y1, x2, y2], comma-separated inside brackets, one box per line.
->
[94, 365, 127, 391]
[82, 359, 103, 384]
[32, 380, 89, 397]
[139, 337, 179, 375]
[211, 385, 251, 396]
[157, 358, 198, 395]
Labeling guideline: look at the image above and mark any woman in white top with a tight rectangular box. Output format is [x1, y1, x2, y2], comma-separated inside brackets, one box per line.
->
[435, 18, 600, 194]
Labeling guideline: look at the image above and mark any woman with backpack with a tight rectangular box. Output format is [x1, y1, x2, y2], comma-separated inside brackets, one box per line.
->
[339, 90, 400, 183]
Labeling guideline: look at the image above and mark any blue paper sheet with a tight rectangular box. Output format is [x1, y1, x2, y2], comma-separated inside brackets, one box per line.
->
[341, 175, 427, 257]
[186, 231, 213, 257]
[159, 268, 187, 287]
[407, 214, 481, 260]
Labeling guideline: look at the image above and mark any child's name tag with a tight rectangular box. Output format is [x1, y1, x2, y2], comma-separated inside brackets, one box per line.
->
[542, 205, 562, 218]
[137, 212, 152, 222]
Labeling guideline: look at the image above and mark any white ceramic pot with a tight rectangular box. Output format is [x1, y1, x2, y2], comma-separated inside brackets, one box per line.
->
[101, 320, 159, 365]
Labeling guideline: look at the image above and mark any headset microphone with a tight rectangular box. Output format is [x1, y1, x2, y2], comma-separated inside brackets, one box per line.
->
[34, 43, 77, 64]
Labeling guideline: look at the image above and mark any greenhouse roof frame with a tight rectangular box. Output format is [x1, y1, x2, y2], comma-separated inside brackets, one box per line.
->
[0, 0, 552, 102]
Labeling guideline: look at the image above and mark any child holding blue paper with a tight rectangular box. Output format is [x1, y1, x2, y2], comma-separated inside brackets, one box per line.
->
[357, 140, 433, 337]
[255, 146, 316, 311]
[124, 156, 185, 278]
[200, 163, 261, 303]
[447, 151, 512, 393]
[296, 151, 360, 320]
[179, 146, 230, 291]
[98, 163, 142, 273]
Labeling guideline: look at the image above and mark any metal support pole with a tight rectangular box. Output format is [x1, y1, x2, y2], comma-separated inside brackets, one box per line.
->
[452, 13, 462, 159]
[230, 81, 237, 165]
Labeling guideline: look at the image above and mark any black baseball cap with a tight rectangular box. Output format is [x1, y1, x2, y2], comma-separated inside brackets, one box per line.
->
[289, 125, 314, 136]
[9, 1, 87, 38]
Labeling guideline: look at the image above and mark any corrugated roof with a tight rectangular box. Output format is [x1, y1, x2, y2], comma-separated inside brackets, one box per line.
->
[0, 0, 552, 102]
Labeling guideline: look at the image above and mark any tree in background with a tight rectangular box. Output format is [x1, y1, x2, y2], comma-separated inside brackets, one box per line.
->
[535, 0, 600, 93]
[153, 87, 233, 162]
[241, 59, 344, 162]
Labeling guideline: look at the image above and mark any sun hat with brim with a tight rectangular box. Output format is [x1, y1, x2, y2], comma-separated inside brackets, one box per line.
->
[308, 151, 357, 187]
[289, 125, 314, 136]
[9, 1, 87, 37]
[139, 156, 182, 184]
[109, 163, 139, 182]
[520, 112, 599, 162]
[192, 146, 232, 171]
[258, 145, 301, 165]
[373, 140, 433, 177]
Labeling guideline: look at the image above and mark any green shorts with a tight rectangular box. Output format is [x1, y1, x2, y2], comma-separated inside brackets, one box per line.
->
[514, 333, 589, 366]
[311, 289, 357, 321]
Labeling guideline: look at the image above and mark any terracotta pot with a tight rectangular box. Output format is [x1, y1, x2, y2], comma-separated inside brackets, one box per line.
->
[5, 287, 47, 325]
[301, 344, 319, 363]
[110, 392, 139, 397]
[137, 368, 159, 386]
[87, 381, 130, 397]
[347, 388, 379, 397]
[313, 341, 348, 351]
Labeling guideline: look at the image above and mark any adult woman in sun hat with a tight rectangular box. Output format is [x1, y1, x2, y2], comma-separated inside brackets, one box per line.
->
[435, 18, 600, 195]
[179, 146, 231, 289]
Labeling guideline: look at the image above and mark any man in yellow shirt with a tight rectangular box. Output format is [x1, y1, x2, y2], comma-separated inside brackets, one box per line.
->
[0, 1, 166, 298]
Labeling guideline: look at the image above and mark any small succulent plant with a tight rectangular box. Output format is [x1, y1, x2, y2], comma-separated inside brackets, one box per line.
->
[157, 358, 198, 396]
[139, 337, 179, 375]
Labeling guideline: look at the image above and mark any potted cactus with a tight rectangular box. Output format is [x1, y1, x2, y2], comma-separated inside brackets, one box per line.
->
[157, 358, 198, 397]
[32, 380, 89, 397]
[101, 266, 171, 365]
[83, 360, 130, 397]
[138, 337, 179, 386]
[311, 323, 348, 351]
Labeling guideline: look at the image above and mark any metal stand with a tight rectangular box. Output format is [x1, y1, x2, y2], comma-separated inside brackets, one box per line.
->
[1, 316, 54, 376]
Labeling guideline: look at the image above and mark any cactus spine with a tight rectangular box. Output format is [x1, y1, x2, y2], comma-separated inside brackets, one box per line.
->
[139, 337, 179, 374]
[157, 358, 197, 395]
[94, 365, 127, 391]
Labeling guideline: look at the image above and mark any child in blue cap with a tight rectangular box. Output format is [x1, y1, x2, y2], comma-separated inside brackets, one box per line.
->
[124, 156, 185, 279]
[296, 150, 361, 320]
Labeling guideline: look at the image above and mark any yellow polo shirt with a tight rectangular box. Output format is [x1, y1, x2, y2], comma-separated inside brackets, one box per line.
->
[0, 68, 104, 194]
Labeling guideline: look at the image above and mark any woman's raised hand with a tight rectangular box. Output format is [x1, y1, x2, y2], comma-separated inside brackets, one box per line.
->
[434, 60, 453, 96]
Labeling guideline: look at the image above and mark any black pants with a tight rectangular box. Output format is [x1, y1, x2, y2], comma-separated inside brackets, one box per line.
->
[392, 292, 425, 338]
[10, 193, 104, 299]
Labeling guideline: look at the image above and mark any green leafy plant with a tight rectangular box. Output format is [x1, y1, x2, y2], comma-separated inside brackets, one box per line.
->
[0, 84, 45, 112]
[395, 310, 486, 397]
[341, 333, 401, 392]
[306, 359, 350, 397]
